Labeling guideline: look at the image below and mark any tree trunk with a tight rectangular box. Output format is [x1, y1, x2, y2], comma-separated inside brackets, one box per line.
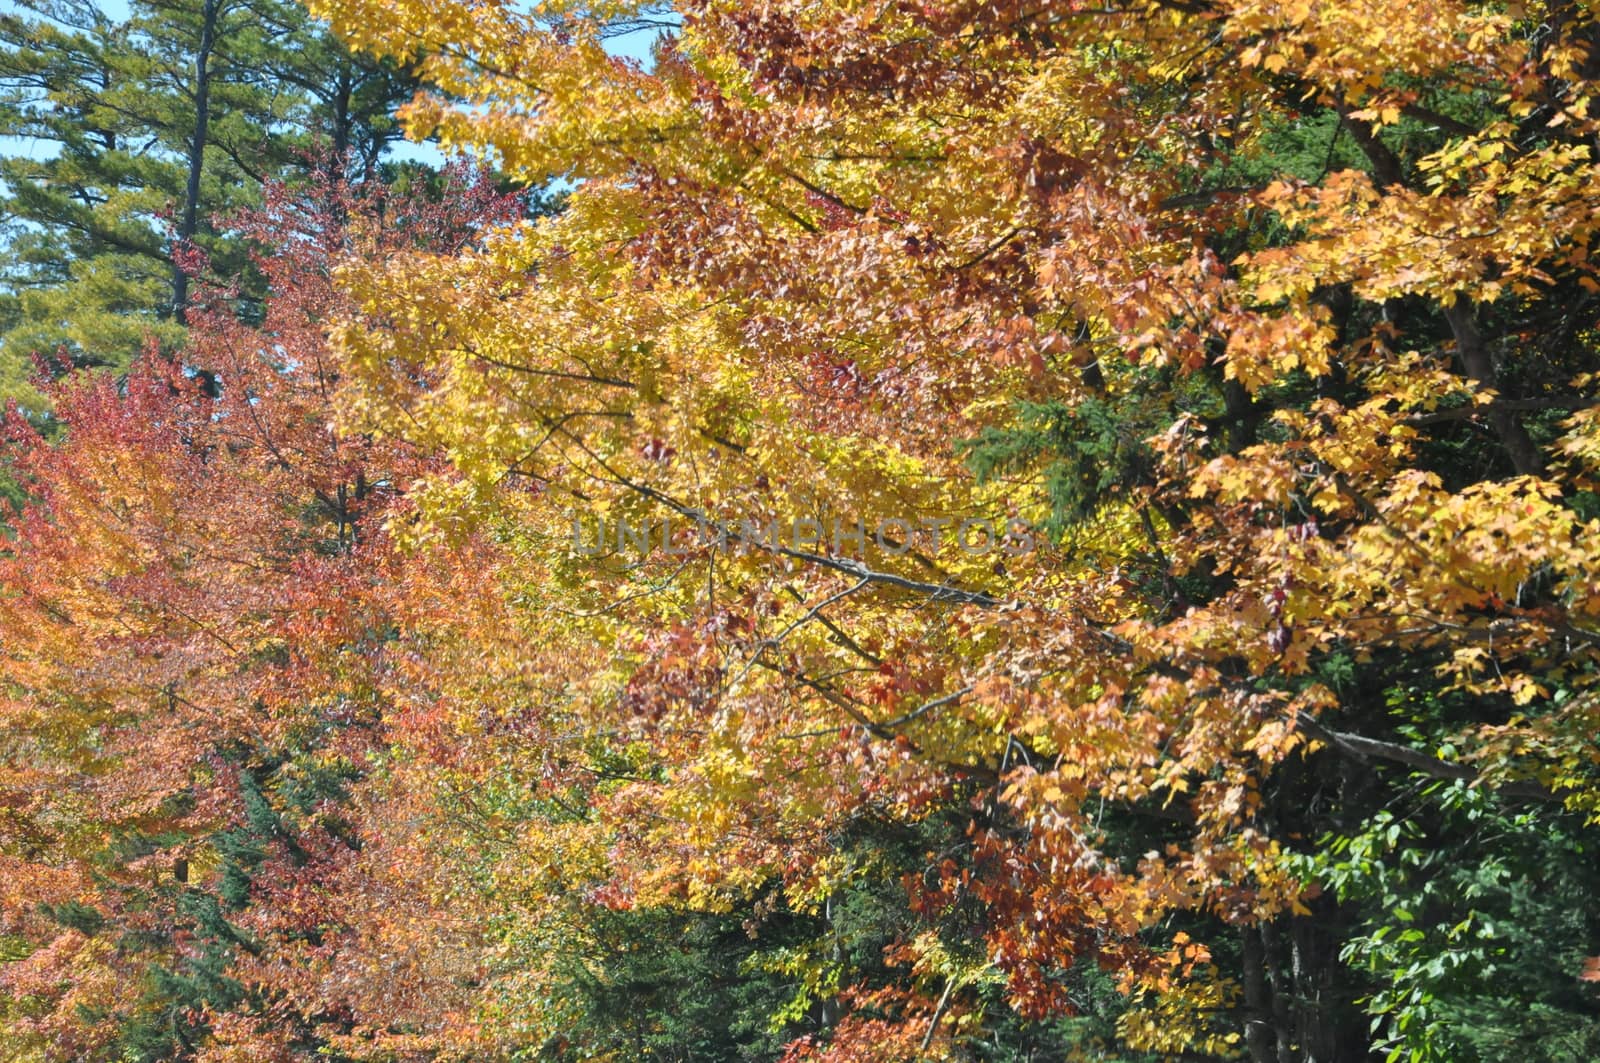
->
[1260, 920, 1295, 1063]
[173, 0, 220, 325]
[331, 55, 353, 166]
[1242, 925, 1276, 1063]
[1443, 301, 1543, 476]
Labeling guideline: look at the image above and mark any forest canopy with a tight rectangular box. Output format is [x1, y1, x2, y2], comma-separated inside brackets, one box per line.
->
[3, 0, 1600, 1060]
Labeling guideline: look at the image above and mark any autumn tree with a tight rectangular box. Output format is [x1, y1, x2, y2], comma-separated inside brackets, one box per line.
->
[6, 0, 1600, 1057]
[0, 166, 520, 1060]
[296, 0, 1600, 1057]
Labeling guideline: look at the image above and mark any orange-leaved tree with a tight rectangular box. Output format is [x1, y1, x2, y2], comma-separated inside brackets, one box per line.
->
[0, 167, 524, 1060]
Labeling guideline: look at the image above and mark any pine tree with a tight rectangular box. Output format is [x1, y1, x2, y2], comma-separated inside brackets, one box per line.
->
[0, 0, 416, 415]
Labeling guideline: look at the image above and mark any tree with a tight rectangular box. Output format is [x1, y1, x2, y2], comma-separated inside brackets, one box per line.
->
[0, 0, 417, 413]
[0, 166, 520, 1060]
[302, 0, 1600, 1057]
[0, 0, 185, 401]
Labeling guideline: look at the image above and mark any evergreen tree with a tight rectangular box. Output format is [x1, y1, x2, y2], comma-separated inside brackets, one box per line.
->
[0, 0, 181, 406]
[0, 0, 416, 414]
